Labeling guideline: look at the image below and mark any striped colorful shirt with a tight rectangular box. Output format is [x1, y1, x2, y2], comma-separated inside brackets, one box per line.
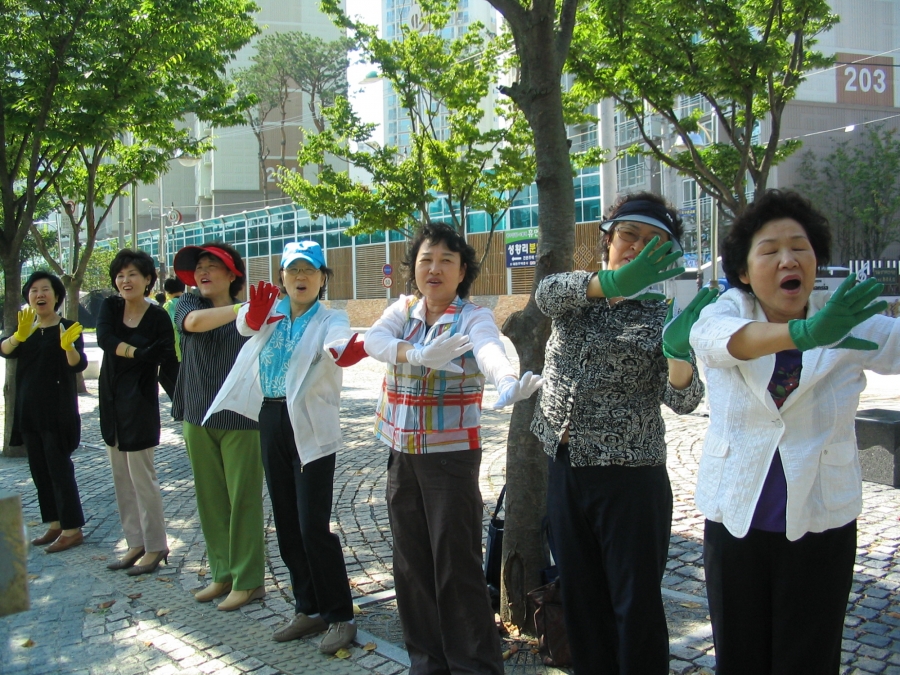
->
[365, 295, 517, 454]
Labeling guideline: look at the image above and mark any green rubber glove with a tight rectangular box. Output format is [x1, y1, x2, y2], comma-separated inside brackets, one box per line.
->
[788, 275, 887, 351]
[662, 287, 719, 360]
[597, 236, 685, 298]
[13, 307, 38, 343]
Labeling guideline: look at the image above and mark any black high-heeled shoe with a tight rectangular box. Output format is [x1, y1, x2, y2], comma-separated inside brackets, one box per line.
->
[125, 549, 169, 576]
[107, 548, 145, 571]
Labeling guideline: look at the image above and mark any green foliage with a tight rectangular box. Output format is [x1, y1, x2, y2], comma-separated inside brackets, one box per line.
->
[80, 248, 119, 293]
[569, 0, 837, 217]
[233, 31, 354, 203]
[4, 0, 259, 317]
[796, 125, 900, 262]
[281, 0, 535, 240]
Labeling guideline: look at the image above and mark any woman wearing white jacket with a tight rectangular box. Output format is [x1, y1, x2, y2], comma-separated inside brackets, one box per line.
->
[689, 190, 900, 674]
[205, 241, 365, 656]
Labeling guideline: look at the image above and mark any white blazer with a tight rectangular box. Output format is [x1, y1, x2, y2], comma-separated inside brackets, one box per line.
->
[690, 288, 900, 541]
[204, 303, 352, 465]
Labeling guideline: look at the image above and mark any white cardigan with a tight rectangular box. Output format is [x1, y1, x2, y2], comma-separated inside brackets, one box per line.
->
[690, 288, 900, 541]
[204, 303, 352, 465]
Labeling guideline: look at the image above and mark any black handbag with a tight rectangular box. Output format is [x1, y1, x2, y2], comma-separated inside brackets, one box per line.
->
[484, 484, 506, 590]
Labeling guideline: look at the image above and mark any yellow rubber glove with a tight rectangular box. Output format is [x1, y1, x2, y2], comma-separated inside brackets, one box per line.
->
[13, 307, 38, 343]
[60, 322, 83, 352]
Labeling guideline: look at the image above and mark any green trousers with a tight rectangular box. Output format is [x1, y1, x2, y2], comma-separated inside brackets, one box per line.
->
[183, 422, 265, 590]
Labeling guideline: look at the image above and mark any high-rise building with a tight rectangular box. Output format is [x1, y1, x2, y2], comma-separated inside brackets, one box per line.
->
[107, 0, 347, 245]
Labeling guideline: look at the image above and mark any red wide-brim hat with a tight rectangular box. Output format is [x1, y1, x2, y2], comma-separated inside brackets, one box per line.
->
[172, 245, 243, 287]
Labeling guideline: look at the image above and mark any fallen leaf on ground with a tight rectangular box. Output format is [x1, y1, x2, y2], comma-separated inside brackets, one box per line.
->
[333, 648, 351, 659]
[197, 569, 207, 577]
[679, 601, 702, 609]
[27, 521, 40, 527]
[889, 611, 900, 619]
[91, 555, 107, 561]
[362, 642, 377, 651]
[26, 574, 39, 581]
[98, 600, 116, 609]
[127, 593, 142, 600]
[502, 644, 519, 660]
[156, 609, 170, 617]
[21, 639, 34, 648]
[84, 607, 95, 614]
[352, 604, 362, 615]
[157, 577, 173, 583]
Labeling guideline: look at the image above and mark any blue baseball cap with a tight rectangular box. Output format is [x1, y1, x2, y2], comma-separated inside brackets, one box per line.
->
[281, 241, 325, 270]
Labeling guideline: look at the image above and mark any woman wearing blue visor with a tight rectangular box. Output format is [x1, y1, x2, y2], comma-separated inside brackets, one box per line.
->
[205, 241, 366, 655]
[532, 192, 716, 673]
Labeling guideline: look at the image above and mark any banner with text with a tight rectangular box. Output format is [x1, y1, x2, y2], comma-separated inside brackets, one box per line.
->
[505, 227, 538, 268]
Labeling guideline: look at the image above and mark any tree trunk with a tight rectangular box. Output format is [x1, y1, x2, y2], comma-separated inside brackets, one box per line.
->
[499, 50, 577, 630]
[2, 254, 24, 457]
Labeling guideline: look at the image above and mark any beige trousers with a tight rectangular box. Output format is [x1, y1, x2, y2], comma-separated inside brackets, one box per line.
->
[107, 445, 168, 552]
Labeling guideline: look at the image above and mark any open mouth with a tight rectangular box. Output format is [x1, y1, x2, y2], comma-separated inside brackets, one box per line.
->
[780, 278, 801, 291]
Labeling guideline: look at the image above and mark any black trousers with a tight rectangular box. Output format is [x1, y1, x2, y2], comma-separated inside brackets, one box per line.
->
[259, 401, 353, 623]
[704, 519, 856, 675]
[22, 429, 85, 530]
[547, 445, 672, 675]
[387, 449, 503, 675]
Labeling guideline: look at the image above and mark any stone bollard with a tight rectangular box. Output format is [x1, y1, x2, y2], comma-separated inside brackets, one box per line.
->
[0, 491, 30, 616]
[856, 409, 900, 488]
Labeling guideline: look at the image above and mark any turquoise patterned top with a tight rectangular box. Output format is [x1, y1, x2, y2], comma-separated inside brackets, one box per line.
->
[259, 297, 319, 398]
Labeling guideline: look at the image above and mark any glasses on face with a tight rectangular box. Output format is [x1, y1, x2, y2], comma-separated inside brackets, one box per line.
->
[284, 266, 319, 278]
[613, 227, 668, 248]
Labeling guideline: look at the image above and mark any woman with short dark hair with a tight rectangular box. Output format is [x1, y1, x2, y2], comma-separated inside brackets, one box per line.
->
[98, 249, 179, 575]
[533, 192, 711, 673]
[0, 271, 87, 552]
[364, 222, 542, 674]
[690, 189, 900, 673]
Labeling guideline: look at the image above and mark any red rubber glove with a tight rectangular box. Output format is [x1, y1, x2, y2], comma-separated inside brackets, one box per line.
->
[329, 333, 368, 367]
[244, 281, 282, 331]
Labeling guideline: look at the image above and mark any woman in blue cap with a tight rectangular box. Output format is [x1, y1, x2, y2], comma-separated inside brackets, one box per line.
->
[206, 241, 366, 655]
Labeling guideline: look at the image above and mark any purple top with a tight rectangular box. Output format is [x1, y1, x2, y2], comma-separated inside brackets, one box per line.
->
[750, 349, 802, 532]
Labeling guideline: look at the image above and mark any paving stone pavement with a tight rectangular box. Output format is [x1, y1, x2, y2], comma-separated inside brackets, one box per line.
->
[1, 335, 900, 674]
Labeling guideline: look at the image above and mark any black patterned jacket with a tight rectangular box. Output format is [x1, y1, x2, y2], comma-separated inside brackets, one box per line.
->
[531, 271, 704, 467]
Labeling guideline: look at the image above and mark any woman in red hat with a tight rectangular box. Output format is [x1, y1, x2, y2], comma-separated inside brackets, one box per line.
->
[171, 242, 266, 612]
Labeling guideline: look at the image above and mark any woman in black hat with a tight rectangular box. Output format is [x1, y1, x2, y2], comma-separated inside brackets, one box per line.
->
[531, 192, 714, 673]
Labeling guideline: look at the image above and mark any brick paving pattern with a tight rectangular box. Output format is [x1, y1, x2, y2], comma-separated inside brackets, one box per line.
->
[1, 335, 900, 674]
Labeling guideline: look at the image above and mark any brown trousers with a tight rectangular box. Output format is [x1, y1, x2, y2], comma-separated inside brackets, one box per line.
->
[387, 449, 503, 675]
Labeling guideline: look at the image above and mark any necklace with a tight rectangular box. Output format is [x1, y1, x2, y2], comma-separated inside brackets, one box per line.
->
[39, 320, 61, 335]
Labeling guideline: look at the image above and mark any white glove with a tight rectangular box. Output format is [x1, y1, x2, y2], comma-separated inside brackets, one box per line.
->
[406, 331, 473, 373]
[490, 371, 544, 409]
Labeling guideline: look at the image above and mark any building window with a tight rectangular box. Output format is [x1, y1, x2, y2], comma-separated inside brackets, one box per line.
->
[617, 154, 645, 190]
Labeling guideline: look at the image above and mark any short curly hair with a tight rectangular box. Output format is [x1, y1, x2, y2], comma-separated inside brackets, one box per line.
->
[722, 190, 831, 294]
[599, 191, 684, 264]
[402, 222, 481, 299]
[109, 249, 158, 297]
